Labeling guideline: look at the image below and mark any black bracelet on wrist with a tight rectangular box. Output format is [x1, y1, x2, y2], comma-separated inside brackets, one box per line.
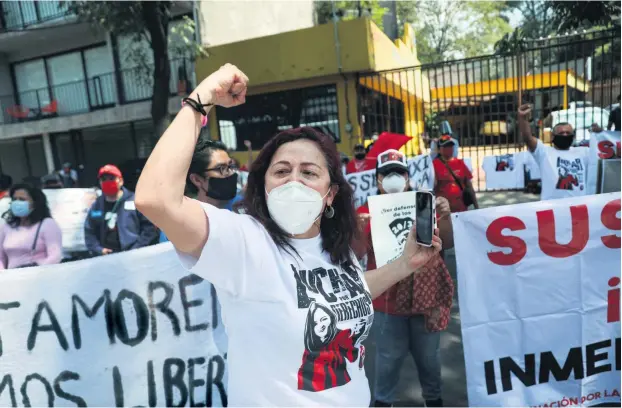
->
[181, 95, 213, 116]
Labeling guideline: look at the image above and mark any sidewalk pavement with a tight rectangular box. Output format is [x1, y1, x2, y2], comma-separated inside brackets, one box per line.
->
[362, 190, 540, 407]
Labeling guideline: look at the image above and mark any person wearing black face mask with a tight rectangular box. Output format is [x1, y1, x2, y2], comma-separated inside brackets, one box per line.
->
[345, 143, 373, 174]
[518, 104, 590, 201]
[159, 138, 239, 243]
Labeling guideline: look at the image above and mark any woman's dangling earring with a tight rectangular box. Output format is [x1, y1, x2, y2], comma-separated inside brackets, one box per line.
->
[324, 205, 335, 219]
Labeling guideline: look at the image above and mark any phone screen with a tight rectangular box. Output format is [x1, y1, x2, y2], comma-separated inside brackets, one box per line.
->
[415, 192, 434, 246]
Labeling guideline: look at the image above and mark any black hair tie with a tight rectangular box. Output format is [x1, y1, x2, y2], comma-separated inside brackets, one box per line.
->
[182, 94, 213, 116]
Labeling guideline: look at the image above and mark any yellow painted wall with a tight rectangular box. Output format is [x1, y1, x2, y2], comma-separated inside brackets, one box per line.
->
[431, 70, 588, 100]
[196, 19, 374, 87]
[198, 19, 430, 159]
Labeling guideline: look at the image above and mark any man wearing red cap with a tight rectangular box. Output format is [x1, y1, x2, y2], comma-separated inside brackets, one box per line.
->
[84, 164, 158, 256]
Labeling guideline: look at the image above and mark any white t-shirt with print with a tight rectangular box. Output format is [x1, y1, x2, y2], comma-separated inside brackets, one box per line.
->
[482, 153, 525, 190]
[531, 139, 590, 200]
[177, 203, 374, 407]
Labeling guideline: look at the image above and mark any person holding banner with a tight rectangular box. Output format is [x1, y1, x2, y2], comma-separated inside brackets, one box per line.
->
[0, 184, 62, 269]
[355, 149, 454, 408]
[135, 63, 442, 407]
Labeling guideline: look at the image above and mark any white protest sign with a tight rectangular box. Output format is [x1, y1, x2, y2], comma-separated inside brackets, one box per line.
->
[587, 131, 621, 194]
[407, 154, 434, 191]
[44, 188, 98, 252]
[347, 168, 377, 208]
[368, 191, 416, 268]
[0, 243, 228, 407]
[453, 193, 621, 407]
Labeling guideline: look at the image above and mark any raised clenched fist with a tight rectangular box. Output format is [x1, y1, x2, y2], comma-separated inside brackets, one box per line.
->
[193, 63, 249, 108]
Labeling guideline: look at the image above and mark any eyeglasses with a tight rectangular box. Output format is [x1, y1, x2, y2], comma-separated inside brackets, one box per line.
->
[205, 161, 238, 176]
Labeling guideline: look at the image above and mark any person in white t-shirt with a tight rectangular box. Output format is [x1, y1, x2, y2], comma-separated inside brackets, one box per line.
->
[517, 104, 590, 200]
[135, 63, 442, 407]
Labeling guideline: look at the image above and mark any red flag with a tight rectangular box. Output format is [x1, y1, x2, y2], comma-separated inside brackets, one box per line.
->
[366, 132, 413, 160]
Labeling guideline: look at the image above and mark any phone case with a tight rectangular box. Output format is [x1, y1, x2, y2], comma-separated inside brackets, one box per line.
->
[415, 191, 436, 247]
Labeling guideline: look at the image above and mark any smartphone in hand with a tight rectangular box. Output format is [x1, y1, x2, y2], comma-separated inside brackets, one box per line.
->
[415, 191, 436, 247]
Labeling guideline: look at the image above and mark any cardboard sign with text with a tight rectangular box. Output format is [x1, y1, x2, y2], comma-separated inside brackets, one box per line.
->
[453, 193, 621, 407]
[347, 169, 377, 208]
[368, 191, 416, 268]
[0, 243, 228, 407]
[587, 131, 621, 194]
[43, 188, 98, 252]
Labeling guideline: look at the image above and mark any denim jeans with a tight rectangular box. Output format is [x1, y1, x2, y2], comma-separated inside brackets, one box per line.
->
[373, 311, 442, 403]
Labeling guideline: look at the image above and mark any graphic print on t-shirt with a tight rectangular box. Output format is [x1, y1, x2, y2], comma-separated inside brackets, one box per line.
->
[495, 154, 514, 171]
[292, 261, 373, 392]
[555, 156, 584, 190]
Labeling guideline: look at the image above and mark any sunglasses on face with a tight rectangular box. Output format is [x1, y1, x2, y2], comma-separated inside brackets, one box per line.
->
[206, 161, 238, 177]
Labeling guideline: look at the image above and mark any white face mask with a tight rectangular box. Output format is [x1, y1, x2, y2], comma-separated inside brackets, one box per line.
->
[266, 181, 329, 235]
[382, 173, 407, 194]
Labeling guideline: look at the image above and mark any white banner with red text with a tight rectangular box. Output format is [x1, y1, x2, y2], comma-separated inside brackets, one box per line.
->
[587, 131, 621, 195]
[453, 193, 621, 407]
[0, 243, 228, 407]
[347, 154, 434, 208]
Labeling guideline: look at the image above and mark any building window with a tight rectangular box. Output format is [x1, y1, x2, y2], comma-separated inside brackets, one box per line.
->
[0, 136, 46, 184]
[358, 86, 405, 138]
[216, 84, 340, 151]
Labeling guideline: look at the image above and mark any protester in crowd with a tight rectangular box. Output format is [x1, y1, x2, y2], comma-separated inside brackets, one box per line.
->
[159, 137, 239, 242]
[84, 164, 157, 255]
[608, 94, 620, 131]
[0, 174, 12, 200]
[58, 162, 78, 188]
[41, 173, 63, 189]
[355, 149, 454, 408]
[346, 142, 371, 174]
[518, 104, 590, 201]
[0, 184, 62, 269]
[433, 135, 478, 213]
[135, 63, 442, 406]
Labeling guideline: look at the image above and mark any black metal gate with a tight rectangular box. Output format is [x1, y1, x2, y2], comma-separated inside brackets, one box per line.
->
[357, 28, 621, 191]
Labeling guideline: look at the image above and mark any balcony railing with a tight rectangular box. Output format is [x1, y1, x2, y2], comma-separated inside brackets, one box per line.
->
[0, 59, 195, 125]
[0, 1, 70, 32]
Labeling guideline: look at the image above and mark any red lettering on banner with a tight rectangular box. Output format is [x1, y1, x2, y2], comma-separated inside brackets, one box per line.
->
[608, 277, 620, 323]
[600, 199, 621, 249]
[537, 205, 589, 258]
[597, 140, 621, 159]
[486, 216, 527, 265]
[486, 199, 620, 266]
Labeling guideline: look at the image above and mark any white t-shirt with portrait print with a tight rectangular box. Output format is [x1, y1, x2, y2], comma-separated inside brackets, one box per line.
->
[176, 202, 374, 407]
[531, 139, 590, 200]
[481, 153, 525, 190]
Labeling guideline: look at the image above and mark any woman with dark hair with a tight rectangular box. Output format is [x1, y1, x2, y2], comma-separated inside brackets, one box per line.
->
[0, 184, 62, 269]
[135, 63, 441, 406]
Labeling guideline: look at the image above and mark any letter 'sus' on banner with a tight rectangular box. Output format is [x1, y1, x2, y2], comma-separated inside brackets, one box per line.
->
[453, 193, 621, 407]
[0, 244, 228, 407]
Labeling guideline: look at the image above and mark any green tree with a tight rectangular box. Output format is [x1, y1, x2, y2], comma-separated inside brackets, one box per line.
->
[396, 1, 513, 64]
[314, 0, 387, 30]
[65, 1, 205, 139]
[549, 0, 620, 33]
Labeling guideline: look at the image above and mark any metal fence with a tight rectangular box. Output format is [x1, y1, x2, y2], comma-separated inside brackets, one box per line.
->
[357, 28, 621, 191]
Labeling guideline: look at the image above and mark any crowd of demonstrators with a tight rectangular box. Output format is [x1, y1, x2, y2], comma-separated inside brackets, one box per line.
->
[135, 63, 442, 406]
[433, 135, 479, 213]
[0, 184, 62, 269]
[84, 164, 158, 256]
[355, 149, 454, 408]
[517, 104, 590, 201]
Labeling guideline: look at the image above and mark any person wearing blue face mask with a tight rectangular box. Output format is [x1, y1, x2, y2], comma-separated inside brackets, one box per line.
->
[0, 184, 62, 269]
